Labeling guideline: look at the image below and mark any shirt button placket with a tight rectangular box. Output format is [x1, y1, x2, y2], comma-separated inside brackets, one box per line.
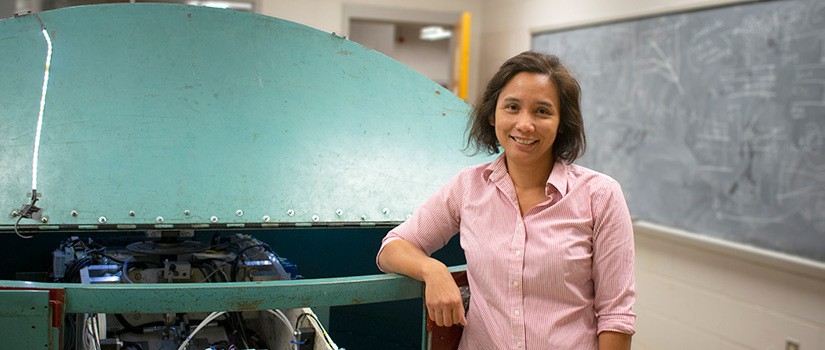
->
[511, 219, 526, 349]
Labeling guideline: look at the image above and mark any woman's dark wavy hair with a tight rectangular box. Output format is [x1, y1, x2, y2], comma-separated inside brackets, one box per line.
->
[465, 51, 586, 164]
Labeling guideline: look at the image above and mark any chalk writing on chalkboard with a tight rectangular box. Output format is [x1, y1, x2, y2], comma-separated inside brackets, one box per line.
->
[532, 0, 825, 261]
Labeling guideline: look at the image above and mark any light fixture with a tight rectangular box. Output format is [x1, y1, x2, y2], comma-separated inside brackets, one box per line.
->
[186, 1, 253, 11]
[420, 25, 452, 41]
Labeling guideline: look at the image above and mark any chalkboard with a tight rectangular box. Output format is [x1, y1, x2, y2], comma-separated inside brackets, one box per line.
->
[532, 0, 825, 262]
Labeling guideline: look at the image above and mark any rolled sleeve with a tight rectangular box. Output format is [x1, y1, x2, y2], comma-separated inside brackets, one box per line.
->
[591, 178, 636, 335]
[375, 170, 466, 272]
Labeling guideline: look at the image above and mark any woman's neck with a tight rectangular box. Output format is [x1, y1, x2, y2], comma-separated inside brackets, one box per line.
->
[505, 156, 554, 190]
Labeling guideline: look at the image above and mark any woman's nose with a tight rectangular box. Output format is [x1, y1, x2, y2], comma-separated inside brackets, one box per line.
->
[515, 113, 535, 133]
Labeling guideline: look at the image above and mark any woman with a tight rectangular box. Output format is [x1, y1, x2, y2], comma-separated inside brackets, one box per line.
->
[377, 51, 635, 349]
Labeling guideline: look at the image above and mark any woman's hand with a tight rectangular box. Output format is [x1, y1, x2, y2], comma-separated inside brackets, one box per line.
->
[378, 239, 467, 327]
[422, 260, 467, 327]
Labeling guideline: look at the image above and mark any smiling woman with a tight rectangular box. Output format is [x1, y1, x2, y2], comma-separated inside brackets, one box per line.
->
[377, 51, 635, 350]
[492, 72, 560, 190]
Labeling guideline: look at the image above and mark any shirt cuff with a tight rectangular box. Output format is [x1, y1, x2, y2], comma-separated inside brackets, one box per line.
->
[375, 235, 404, 273]
[597, 313, 636, 335]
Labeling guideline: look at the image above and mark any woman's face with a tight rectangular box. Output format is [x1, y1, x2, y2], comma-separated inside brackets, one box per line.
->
[492, 72, 561, 171]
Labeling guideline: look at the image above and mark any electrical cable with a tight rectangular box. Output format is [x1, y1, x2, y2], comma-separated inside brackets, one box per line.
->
[15, 14, 53, 239]
[230, 312, 252, 349]
[122, 259, 134, 284]
[84, 314, 101, 350]
[31, 13, 51, 192]
[197, 264, 224, 283]
[296, 311, 339, 350]
[177, 311, 226, 350]
[265, 309, 297, 350]
[13, 215, 32, 239]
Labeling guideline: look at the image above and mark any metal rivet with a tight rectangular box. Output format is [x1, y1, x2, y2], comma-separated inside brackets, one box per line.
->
[382, 208, 390, 215]
[184, 210, 190, 216]
[40, 216, 49, 223]
[10, 210, 19, 217]
[71, 210, 78, 217]
[98, 216, 107, 224]
[210, 216, 218, 223]
[156, 216, 164, 223]
[236, 210, 243, 217]
[361, 215, 367, 220]
[262, 215, 270, 222]
[129, 211, 135, 216]
[287, 209, 294, 216]
[336, 209, 343, 216]
[312, 215, 320, 222]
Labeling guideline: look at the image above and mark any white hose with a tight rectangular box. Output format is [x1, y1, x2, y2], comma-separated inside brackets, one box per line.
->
[176, 311, 226, 350]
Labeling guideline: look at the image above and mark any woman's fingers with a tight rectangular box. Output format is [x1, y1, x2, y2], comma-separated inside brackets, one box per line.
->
[426, 285, 465, 326]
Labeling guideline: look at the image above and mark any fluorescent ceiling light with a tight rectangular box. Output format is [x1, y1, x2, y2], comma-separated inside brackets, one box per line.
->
[420, 26, 452, 41]
[186, 1, 253, 11]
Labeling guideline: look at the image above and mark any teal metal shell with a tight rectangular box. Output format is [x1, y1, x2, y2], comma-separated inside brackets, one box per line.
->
[0, 4, 491, 230]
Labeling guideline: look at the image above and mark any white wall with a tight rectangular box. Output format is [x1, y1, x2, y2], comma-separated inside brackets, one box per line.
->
[392, 23, 452, 87]
[348, 21, 452, 87]
[349, 20, 395, 58]
[634, 222, 825, 349]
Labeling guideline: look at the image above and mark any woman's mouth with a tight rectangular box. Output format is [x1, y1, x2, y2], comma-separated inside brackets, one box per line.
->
[512, 136, 537, 145]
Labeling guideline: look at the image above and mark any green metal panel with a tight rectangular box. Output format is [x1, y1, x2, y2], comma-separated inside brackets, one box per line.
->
[0, 271, 425, 314]
[0, 3, 492, 231]
[0, 290, 52, 349]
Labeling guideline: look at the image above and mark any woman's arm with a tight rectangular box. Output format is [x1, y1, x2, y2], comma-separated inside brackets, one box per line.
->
[591, 178, 637, 335]
[599, 331, 632, 350]
[378, 239, 466, 327]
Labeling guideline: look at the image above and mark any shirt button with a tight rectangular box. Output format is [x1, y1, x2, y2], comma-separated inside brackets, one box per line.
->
[518, 222, 524, 228]
[515, 250, 521, 256]
[514, 310, 520, 316]
[517, 341, 523, 347]
[513, 281, 519, 287]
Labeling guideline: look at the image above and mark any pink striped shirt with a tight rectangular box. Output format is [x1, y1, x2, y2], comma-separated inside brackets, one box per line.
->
[379, 154, 635, 349]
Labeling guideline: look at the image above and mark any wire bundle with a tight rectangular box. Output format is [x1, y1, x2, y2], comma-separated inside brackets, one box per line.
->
[82, 314, 102, 350]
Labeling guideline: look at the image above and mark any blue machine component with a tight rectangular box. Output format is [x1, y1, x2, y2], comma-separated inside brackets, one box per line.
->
[0, 3, 492, 231]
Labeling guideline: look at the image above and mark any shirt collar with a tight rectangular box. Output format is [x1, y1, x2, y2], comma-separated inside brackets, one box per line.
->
[481, 153, 508, 183]
[481, 153, 569, 198]
[546, 160, 568, 197]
